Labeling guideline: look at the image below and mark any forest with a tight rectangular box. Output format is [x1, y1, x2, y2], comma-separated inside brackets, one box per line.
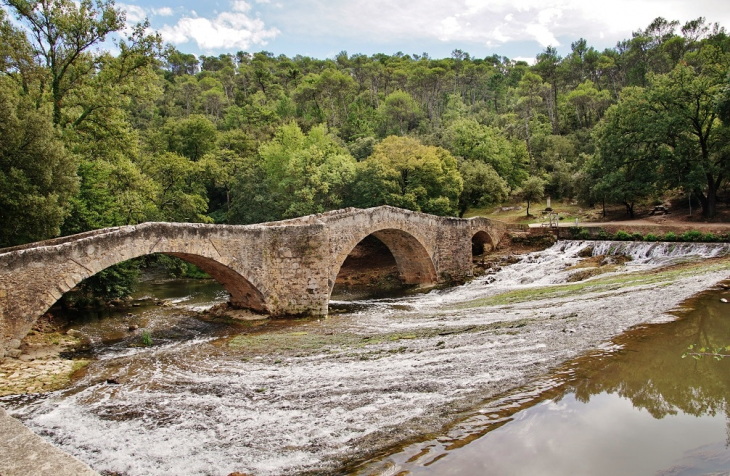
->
[2, 1, 730, 260]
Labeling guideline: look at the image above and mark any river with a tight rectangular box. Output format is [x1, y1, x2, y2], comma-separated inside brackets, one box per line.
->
[2, 240, 730, 476]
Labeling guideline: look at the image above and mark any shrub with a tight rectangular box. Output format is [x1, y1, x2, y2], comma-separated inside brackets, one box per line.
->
[702, 232, 717, 242]
[141, 331, 153, 347]
[615, 230, 631, 241]
[568, 226, 585, 239]
[663, 232, 677, 242]
[597, 229, 612, 240]
[632, 232, 644, 241]
[645, 233, 659, 242]
[680, 230, 703, 242]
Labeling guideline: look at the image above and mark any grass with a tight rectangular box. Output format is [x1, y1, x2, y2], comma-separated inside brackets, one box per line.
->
[452, 258, 730, 309]
[141, 331, 153, 346]
[464, 202, 593, 225]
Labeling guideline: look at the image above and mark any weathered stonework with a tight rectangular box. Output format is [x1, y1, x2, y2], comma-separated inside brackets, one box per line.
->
[0, 206, 511, 357]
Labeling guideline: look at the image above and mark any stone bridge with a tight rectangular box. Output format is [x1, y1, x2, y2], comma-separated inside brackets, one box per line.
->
[0, 206, 514, 357]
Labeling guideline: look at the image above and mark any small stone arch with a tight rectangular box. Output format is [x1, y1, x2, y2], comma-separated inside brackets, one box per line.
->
[471, 230, 495, 256]
[330, 228, 438, 295]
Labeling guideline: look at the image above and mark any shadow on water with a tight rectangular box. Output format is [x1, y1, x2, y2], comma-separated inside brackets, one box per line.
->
[352, 283, 730, 476]
[51, 278, 236, 357]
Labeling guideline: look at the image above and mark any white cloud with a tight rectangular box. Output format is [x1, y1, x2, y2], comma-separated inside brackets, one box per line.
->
[153, 7, 174, 17]
[525, 23, 560, 47]
[231, 1, 251, 13]
[439, 16, 461, 41]
[159, 3, 279, 51]
[118, 3, 147, 23]
[272, 0, 730, 52]
[119, 4, 175, 24]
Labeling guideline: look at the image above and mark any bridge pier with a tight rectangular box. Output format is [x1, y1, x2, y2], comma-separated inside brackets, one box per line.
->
[0, 206, 510, 358]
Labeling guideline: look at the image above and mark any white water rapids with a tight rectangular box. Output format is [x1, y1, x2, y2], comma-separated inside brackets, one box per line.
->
[3, 240, 730, 476]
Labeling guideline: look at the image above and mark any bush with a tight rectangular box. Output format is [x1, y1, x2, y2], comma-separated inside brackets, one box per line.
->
[663, 232, 677, 242]
[702, 232, 717, 242]
[614, 230, 631, 241]
[568, 226, 585, 239]
[597, 229, 612, 240]
[680, 230, 703, 242]
[645, 233, 659, 242]
[632, 232, 644, 241]
[141, 331, 153, 346]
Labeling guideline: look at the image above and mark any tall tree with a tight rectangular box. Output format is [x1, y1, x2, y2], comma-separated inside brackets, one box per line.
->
[351, 136, 462, 216]
[0, 77, 78, 246]
[4, 0, 124, 125]
[648, 58, 730, 217]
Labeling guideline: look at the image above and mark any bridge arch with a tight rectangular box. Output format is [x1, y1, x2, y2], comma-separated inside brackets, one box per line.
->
[0, 225, 273, 353]
[36, 250, 268, 323]
[471, 230, 495, 255]
[329, 227, 438, 296]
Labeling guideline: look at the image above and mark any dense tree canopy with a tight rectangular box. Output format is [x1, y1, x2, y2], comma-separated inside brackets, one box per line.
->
[1, 0, 730, 256]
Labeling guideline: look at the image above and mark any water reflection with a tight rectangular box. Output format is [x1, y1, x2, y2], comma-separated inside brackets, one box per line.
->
[355, 285, 730, 476]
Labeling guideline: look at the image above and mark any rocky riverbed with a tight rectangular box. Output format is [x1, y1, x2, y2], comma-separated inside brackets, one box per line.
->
[2, 241, 730, 476]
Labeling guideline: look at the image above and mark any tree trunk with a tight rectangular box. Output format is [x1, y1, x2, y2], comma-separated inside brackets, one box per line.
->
[702, 173, 718, 218]
[624, 201, 634, 218]
[524, 116, 533, 172]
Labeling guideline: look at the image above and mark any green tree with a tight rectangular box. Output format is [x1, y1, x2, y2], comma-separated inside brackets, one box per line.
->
[380, 90, 420, 135]
[350, 136, 462, 216]
[648, 59, 730, 217]
[3, 0, 159, 127]
[141, 152, 211, 223]
[163, 115, 218, 161]
[254, 122, 357, 218]
[516, 72, 546, 170]
[513, 175, 545, 217]
[592, 87, 660, 218]
[457, 160, 509, 217]
[0, 77, 78, 246]
[444, 118, 528, 189]
[596, 56, 730, 217]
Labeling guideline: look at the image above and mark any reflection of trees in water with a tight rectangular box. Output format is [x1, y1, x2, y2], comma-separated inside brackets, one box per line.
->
[558, 292, 730, 438]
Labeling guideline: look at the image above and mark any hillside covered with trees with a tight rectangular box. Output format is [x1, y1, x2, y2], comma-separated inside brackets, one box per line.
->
[2, 0, 730, 254]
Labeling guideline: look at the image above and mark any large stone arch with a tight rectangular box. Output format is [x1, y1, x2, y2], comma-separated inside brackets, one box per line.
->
[329, 227, 438, 296]
[0, 224, 272, 354]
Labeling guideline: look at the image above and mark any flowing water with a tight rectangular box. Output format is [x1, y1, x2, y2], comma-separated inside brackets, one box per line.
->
[2, 241, 730, 476]
[353, 288, 730, 476]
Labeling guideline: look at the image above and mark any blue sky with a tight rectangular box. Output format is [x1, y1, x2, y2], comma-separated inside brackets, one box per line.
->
[81, 0, 730, 61]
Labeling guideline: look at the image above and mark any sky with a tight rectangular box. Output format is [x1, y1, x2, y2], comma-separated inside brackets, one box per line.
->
[29, 0, 730, 61]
